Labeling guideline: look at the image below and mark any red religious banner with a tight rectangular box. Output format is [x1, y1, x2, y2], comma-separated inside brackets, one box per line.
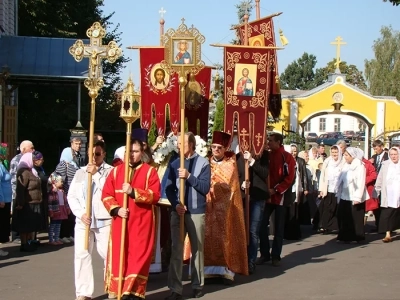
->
[139, 47, 179, 135]
[223, 46, 272, 155]
[185, 67, 212, 141]
[236, 15, 282, 119]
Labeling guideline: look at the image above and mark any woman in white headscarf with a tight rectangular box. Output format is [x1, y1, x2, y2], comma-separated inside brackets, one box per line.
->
[335, 147, 369, 243]
[317, 145, 345, 234]
[374, 147, 400, 243]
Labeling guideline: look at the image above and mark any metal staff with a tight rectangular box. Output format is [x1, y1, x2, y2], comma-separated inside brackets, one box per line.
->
[117, 78, 141, 300]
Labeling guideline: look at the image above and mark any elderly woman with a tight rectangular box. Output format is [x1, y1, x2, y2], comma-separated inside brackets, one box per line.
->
[374, 147, 400, 243]
[318, 145, 345, 234]
[335, 147, 369, 243]
[12, 152, 42, 252]
[0, 143, 12, 256]
[56, 147, 80, 243]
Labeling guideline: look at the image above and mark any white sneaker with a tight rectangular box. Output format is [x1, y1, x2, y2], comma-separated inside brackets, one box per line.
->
[61, 237, 71, 243]
[13, 238, 21, 244]
[69, 236, 75, 243]
[0, 249, 9, 256]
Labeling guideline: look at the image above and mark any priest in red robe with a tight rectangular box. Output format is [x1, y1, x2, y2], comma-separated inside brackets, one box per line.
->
[102, 139, 161, 300]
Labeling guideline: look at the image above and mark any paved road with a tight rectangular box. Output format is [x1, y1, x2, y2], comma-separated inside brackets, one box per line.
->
[1, 224, 400, 300]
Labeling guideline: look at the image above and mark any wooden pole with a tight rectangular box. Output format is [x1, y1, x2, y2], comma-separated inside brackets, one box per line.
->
[178, 74, 187, 242]
[243, 14, 249, 46]
[117, 122, 132, 300]
[244, 159, 250, 245]
[84, 95, 96, 250]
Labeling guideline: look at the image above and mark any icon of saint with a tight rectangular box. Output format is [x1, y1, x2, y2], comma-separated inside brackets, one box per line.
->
[174, 40, 192, 64]
[236, 68, 253, 96]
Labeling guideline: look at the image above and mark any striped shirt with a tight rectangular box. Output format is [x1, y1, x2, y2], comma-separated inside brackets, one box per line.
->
[55, 161, 79, 195]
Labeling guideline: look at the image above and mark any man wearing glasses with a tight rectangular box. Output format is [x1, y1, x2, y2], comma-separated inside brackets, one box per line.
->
[203, 131, 248, 285]
[68, 140, 114, 300]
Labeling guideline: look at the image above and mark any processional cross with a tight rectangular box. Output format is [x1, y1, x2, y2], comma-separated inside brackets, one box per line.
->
[69, 22, 121, 80]
[330, 36, 347, 71]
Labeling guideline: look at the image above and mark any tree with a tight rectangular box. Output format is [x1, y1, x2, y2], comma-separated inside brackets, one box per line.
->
[383, 0, 400, 6]
[17, 0, 129, 167]
[212, 98, 225, 132]
[314, 59, 368, 90]
[280, 52, 319, 90]
[365, 26, 400, 99]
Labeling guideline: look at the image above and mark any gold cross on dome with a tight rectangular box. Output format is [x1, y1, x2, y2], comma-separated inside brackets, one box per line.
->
[159, 7, 166, 19]
[330, 36, 347, 70]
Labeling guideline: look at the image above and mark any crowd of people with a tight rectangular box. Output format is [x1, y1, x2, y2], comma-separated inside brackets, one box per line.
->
[0, 131, 399, 300]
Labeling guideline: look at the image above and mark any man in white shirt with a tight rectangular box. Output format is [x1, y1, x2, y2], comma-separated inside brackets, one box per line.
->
[68, 141, 114, 300]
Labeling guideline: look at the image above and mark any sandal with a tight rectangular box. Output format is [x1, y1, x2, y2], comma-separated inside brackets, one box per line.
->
[382, 237, 392, 243]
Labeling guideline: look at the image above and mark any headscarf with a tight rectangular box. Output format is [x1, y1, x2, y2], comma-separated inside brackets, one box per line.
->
[387, 147, 400, 181]
[328, 145, 343, 168]
[60, 147, 78, 168]
[114, 146, 125, 160]
[308, 146, 318, 160]
[345, 147, 358, 159]
[355, 148, 364, 161]
[0, 142, 9, 170]
[18, 152, 38, 177]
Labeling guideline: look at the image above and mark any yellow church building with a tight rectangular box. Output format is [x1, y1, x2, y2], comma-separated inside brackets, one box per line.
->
[273, 71, 400, 157]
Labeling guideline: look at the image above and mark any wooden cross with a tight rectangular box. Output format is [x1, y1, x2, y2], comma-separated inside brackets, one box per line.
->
[330, 36, 346, 71]
[159, 7, 166, 19]
[69, 22, 122, 79]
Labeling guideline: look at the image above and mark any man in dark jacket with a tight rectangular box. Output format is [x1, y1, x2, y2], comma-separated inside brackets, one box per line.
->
[236, 143, 269, 274]
[257, 133, 296, 267]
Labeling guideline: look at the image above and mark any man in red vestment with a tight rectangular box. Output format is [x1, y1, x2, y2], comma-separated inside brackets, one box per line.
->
[102, 139, 161, 300]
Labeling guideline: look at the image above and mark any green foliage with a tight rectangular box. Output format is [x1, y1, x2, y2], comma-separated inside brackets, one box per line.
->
[283, 132, 305, 151]
[231, 0, 254, 44]
[383, 0, 400, 6]
[280, 52, 319, 90]
[314, 59, 367, 90]
[212, 98, 225, 132]
[365, 26, 400, 99]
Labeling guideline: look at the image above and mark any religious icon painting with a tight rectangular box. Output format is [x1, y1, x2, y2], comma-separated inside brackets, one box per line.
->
[144, 62, 175, 95]
[234, 63, 257, 97]
[223, 46, 272, 155]
[172, 38, 194, 66]
[249, 34, 265, 47]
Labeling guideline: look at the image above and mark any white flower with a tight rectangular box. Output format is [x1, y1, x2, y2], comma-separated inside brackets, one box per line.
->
[194, 135, 208, 157]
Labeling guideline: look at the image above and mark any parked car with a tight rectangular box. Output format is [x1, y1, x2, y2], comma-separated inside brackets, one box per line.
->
[343, 130, 356, 140]
[353, 131, 365, 141]
[305, 132, 318, 142]
[316, 132, 352, 147]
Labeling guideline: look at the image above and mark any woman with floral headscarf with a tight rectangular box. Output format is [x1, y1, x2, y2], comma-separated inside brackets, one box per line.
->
[317, 145, 345, 234]
[12, 152, 42, 252]
[335, 147, 369, 243]
[374, 147, 400, 243]
[0, 143, 12, 256]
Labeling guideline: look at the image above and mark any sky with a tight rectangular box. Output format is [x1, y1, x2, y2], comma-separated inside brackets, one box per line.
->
[102, 0, 400, 83]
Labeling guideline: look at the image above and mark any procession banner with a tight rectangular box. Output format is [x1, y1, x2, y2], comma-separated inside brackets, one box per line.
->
[223, 46, 272, 155]
[139, 47, 180, 134]
[236, 16, 282, 119]
[185, 67, 212, 141]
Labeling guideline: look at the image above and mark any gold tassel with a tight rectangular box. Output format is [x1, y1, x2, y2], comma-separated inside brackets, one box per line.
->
[279, 28, 289, 46]
[214, 71, 220, 91]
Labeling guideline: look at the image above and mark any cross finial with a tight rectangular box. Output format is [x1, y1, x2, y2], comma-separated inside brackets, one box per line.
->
[159, 7, 166, 19]
[181, 17, 185, 24]
[330, 36, 347, 73]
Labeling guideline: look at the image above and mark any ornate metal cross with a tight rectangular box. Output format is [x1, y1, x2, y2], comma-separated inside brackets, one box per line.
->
[159, 7, 167, 19]
[69, 22, 122, 81]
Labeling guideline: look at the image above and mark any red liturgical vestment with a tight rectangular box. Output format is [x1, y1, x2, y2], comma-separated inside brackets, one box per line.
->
[102, 163, 161, 298]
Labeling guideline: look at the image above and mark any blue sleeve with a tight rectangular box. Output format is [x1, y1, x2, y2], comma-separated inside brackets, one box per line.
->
[186, 161, 211, 196]
[0, 165, 4, 202]
[165, 164, 179, 208]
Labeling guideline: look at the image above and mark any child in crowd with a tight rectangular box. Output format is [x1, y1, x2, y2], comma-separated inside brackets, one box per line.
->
[47, 172, 70, 245]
